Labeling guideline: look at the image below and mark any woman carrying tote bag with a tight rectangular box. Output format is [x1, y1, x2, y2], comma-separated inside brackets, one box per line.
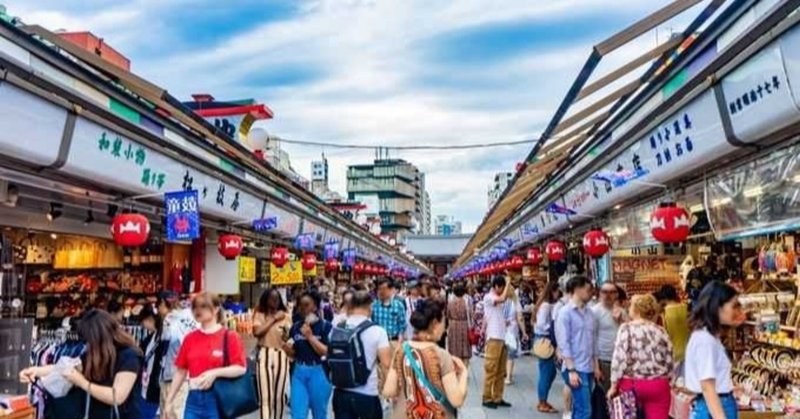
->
[166, 293, 247, 419]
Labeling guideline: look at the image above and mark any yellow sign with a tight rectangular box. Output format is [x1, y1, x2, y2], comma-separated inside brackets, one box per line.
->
[270, 261, 304, 286]
[239, 256, 256, 283]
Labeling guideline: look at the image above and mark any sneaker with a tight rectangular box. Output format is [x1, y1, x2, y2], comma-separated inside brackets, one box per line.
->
[562, 412, 572, 419]
[482, 402, 498, 409]
[496, 400, 512, 408]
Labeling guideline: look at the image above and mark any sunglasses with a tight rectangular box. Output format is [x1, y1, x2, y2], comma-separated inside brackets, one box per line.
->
[600, 289, 618, 295]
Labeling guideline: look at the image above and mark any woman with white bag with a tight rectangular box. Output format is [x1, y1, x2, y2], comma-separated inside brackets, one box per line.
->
[503, 285, 528, 386]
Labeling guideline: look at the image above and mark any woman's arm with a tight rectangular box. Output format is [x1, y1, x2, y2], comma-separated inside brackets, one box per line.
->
[381, 364, 399, 398]
[253, 313, 282, 338]
[19, 365, 54, 383]
[206, 365, 246, 380]
[166, 368, 188, 402]
[72, 371, 137, 407]
[442, 367, 469, 407]
[700, 380, 726, 419]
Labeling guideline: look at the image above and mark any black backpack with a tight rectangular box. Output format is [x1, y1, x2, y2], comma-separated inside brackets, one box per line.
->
[327, 320, 375, 388]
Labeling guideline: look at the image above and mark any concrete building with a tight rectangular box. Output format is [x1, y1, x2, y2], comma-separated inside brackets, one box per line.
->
[433, 215, 462, 236]
[488, 172, 514, 208]
[346, 159, 427, 240]
[422, 191, 432, 235]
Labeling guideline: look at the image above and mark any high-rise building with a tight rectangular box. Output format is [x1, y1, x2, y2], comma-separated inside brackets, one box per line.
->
[347, 159, 427, 240]
[488, 172, 514, 208]
[310, 155, 329, 196]
[434, 215, 462, 236]
[422, 191, 432, 235]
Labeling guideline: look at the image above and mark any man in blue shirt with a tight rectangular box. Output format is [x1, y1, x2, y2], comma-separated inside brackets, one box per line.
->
[372, 278, 406, 344]
[555, 275, 599, 419]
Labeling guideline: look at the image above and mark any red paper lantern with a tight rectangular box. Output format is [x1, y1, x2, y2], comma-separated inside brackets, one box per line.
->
[217, 234, 243, 260]
[354, 262, 365, 275]
[545, 240, 566, 262]
[110, 213, 150, 247]
[582, 229, 610, 258]
[510, 255, 524, 270]
[271, 246, 289, 268]
[301, 253, 317, 271]
[502, 259, 513, 271]
[325, 258, 339, 272]
[527, 247, 543, 265]
[650, 203, 691, 243]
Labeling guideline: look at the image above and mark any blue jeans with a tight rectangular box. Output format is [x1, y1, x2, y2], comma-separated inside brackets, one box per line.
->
[291, 364, 332, 419]
[138, 394, 158, 419]
[561, 370, 592, 419]
[184, 389, 221, 419]
[537, 357, 557, 403]
[692, 394, 738, 419]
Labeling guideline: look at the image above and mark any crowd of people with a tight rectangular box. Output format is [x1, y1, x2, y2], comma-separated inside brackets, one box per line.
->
[18, 273, 744, 419]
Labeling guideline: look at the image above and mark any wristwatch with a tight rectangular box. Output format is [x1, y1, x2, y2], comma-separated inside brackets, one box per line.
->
[568, 368, 577, 373]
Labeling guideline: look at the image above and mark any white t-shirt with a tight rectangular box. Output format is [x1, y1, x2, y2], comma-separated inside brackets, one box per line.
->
[534, 302, 554, 336]
[684, 329, 733, 394]
[341, 314, 390, 396]
[483, 292, 507, 340]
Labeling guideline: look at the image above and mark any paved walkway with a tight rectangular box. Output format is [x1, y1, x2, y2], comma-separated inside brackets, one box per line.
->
[243, 354, 567, 418]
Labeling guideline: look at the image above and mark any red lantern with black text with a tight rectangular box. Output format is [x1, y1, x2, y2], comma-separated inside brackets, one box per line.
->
[301, 253, 317, 271]
[510, 255, 524, 270]
[110, 213, 150, 247]
[650, 203, 691, 243]
[271, 246, 289, 268]
[217, 234, 243, 260]
[527, 247, 543, 265]
[325, 258, 339, 273]
[354, 262, 365, 275]
[545, 240, 566, 262]
[582, 229, 610, 258]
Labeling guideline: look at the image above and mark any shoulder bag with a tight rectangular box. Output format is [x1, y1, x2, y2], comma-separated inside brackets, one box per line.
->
[402, 343, 455, 412]
[211, 330, 260, 418]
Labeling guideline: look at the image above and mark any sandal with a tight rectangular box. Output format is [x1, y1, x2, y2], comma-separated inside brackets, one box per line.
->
[537, 402, 559, 414]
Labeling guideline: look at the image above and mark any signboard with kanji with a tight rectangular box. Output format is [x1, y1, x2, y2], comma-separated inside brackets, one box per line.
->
[164, 190, 200, 241]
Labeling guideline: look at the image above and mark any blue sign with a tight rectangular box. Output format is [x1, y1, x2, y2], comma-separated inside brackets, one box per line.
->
[165, 190, 200, 241]
[546, 203, 576, 216]
[253, 216, 278, 232]
[294, 233, 315, 251]
[324, 240, 340, 260]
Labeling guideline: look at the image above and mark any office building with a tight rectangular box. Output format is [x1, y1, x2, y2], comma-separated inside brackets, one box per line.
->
[488, 172, 514, 208]
[434, 215, 462, 236]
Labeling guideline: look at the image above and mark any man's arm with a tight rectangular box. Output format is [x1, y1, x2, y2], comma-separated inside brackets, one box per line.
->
[493, 277, 513, 306]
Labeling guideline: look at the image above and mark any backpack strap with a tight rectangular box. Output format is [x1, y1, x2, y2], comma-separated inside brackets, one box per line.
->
[402, 343, 454, 411]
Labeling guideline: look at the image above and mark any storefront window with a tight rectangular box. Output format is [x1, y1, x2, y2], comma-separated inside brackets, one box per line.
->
[706, 143, 800, 239]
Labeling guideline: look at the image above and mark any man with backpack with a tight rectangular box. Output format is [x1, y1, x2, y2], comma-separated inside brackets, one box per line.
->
[328, 290, 392, 419]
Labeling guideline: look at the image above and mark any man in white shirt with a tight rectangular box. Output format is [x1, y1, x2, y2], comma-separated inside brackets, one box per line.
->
[591, 282, 627, 393]
[481, 275, 512, 409]
[332, 291, 392, 419]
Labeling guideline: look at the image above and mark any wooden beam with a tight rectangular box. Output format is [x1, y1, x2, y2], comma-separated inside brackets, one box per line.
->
[595, 0, 703, 55]
[577, 38, 682, 101]
[554, 79, 640, 134]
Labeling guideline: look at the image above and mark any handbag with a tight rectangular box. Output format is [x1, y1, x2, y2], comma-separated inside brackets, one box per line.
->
[608, 390, 639, 419]
[211, 330, 260, 418]
[532, 337, 555, 359]
[402, 343, 454, 411]
[467, 327, 480, 346]
[504, 329, 518, 353]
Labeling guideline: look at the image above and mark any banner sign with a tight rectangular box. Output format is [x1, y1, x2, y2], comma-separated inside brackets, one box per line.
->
[270, 261, 304, 286]
[164, 190, 200, 241]
[294, 233, 315, 251]
[253, 216, 278, 232]
[342, 248, 356, 268]
[324, 240, 340, 260]
[239, 256, 256, 283]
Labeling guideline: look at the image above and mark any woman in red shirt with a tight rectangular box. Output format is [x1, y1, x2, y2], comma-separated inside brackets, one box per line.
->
[165, 292, 246, 419]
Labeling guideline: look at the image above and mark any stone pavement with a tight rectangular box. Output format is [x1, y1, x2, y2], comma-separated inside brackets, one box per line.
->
[242, 354, 567, 418]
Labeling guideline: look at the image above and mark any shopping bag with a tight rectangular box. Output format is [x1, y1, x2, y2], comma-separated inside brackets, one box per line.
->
[608, 390, 638, 419]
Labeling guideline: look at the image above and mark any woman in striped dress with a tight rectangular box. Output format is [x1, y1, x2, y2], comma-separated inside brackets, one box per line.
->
[253, 288, 292, 419]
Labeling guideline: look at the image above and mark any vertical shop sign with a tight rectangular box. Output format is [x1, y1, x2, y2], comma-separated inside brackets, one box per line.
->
[164, 190, 200, 241]
[239, 256, 256, 283]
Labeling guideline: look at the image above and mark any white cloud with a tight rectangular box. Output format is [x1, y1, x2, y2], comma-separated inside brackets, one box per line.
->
[4, 0, 690, 232]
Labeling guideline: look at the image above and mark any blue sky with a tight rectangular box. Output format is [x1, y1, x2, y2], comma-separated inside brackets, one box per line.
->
[6, 0, 689, 232]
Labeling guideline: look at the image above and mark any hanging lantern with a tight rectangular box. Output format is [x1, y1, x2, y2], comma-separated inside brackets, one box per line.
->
[354, 262, 365, 275]
[217, 234, 243, 260]
[582, 229, 610, 258]
[510, 255, 524, 270]
[110, 213, 150, 247]
[650, 202, 691, 243]
[271, 246, 290, 268]
[527, 247, 543, 265]
[301, 252, 317, 271]
[325, 258, 339, 273]
[545, 240, 566, 262]
[501, 259, 512, 271]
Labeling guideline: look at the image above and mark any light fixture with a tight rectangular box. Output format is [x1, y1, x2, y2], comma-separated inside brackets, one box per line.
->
[46, 203, 63, 221]
[84, 210, 95, 225]
[743, 187, 763, 198]
[689, 204, 705, 213]
[613, 204, 623, 210]
[711, 197, 732, 207]
[50, 233, 58, 240]
[793, 174, 800, 183]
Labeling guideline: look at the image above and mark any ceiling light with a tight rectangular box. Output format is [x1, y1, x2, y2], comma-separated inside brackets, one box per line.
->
[743, 187, 763, 198]
[46, 203, 62, 222]
[50, 233, 58, 240]
[711, 197, 732, 207]
[613, 204, 623, 210]
[793, 174, 800, 183]
[689, 204, 705, 213]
